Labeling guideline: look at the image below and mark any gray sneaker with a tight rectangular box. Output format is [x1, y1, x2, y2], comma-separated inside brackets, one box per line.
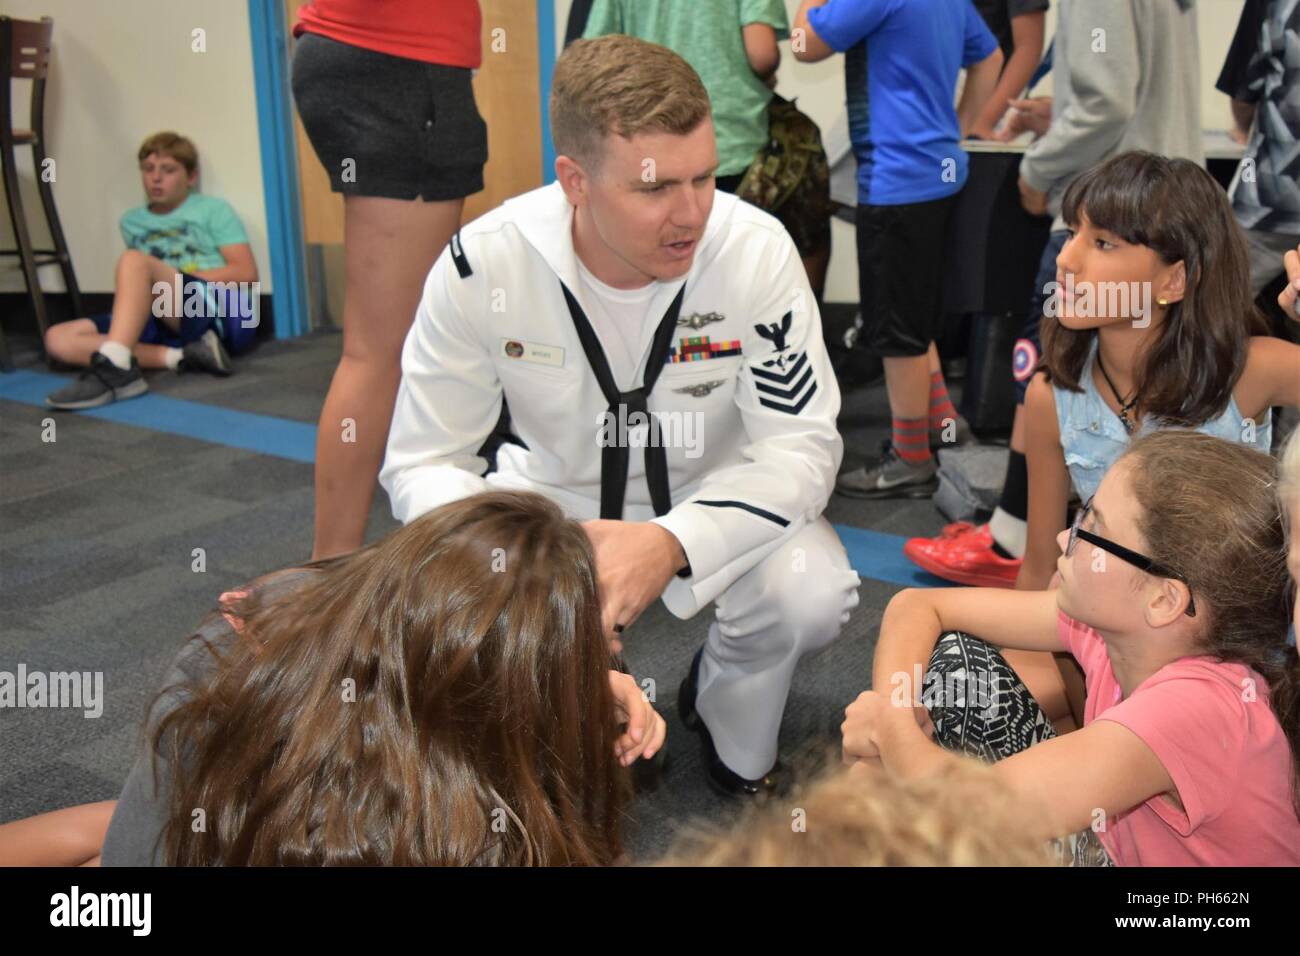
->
[180, 329, 233, 376]
[930, 413, 975, 450]
[46, 353, 147, 410]
[836, 442, 938, 499]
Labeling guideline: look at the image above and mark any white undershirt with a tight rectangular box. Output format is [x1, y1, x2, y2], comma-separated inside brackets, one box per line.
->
[575, 258, 661, 388]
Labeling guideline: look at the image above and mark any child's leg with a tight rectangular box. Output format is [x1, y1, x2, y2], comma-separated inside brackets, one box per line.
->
[104, 250, 182, 350]
[312, 194, 464, 559]
[0, 800, 116, 866]
[925, 632, 1058, 760]
[1001, 648, 1076, 734]
[925, 632, 1108, 864]
[45, 319, 175, 370]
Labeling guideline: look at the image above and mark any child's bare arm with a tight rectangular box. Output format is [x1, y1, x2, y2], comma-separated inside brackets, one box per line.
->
[0, 800, 116, 866]
[995, 719, 1174, 841]
[1018, 372, 1071, 590]
[1238, 335, 1300, 416]
[190, 243, 258, 284]
[872, 587, 1063, 698]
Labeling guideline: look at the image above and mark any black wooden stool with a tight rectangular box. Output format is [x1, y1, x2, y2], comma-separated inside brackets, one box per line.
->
[1, 16, 83, 371]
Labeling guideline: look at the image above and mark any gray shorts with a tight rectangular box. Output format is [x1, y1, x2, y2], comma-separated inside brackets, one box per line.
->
[291, 32, 487, 201]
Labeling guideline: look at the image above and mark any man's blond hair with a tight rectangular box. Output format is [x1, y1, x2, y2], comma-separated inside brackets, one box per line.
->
[658, 757, 1058, 867]
[550, 35, 711, 172]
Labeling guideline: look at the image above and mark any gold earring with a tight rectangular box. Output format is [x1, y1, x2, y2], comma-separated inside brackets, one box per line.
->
[1157, 297, 1168, 306]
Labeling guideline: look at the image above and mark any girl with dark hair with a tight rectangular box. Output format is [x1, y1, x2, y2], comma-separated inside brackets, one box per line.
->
[0, 491, 662, 866]
[1025, 150, 1299, 585]
[1006, 151, 1300, 732]
[848, 431, 1300, 866]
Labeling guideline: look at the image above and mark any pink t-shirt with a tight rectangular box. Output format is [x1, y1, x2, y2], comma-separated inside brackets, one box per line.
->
[1058, 610, 1300, 866]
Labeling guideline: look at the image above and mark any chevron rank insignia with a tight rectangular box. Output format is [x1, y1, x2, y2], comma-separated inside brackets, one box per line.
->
[672, 379, 727, 398]
[751, 348, 817, 414]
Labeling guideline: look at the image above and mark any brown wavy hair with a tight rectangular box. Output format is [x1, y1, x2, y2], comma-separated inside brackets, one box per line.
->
[1042, 151, 1268, 425]
[1122, 432, 1300, 818]
[151, 491, 632, 865]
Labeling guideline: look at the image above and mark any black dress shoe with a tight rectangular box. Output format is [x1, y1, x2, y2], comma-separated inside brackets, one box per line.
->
[677, 647, 782, 799]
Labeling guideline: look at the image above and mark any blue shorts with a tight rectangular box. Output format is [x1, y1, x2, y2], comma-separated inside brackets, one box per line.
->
[91, 273, 248, 349]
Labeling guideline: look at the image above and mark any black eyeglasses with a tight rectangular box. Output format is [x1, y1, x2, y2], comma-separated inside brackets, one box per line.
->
[1066, 497, 1197, 617]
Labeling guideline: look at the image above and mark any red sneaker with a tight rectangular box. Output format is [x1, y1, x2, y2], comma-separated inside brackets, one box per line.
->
[939, 520, 978, 538]
[903, 524, 1022, 588]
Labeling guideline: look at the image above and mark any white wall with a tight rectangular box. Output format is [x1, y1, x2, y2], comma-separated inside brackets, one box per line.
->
[554, 0, 1248, 304]
[0, 0, 269, 295]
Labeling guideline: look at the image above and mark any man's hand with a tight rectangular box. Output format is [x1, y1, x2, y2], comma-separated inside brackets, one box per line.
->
[609, 671, 667, 766]
[1018, 175, 1049, 217]
[582, 520, 687, 649]
[994, 96, 1052, 142]
[1281, 245, 1300, 319]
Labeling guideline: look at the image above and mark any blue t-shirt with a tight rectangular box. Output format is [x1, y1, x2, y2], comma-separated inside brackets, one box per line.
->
[119, 192, 249, 273]
[809, 0, 998, 205]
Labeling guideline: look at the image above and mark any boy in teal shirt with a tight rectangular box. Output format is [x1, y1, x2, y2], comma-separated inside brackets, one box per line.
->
[45, 131, 258, 410]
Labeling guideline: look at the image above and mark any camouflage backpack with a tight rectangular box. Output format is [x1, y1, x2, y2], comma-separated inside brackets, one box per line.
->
[736, 93, 831, 253]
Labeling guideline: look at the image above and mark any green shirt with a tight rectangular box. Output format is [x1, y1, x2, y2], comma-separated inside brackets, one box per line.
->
[583, 0, 789, 177]
[119, 192, 249, 274]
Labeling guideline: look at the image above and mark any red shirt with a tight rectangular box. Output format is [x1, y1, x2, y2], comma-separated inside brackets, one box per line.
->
[294, 0, 482, 69]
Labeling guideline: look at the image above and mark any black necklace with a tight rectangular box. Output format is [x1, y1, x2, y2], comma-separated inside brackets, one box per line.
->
[1096, 352, 1139, 434]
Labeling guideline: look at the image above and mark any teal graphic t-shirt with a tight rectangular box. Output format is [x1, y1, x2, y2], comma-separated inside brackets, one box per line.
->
[118, 193, 249, 274]
[583, 0, 790, 177]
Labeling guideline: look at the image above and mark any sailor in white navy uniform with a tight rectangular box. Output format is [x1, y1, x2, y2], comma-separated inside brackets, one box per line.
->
[380, 36, 860, 796]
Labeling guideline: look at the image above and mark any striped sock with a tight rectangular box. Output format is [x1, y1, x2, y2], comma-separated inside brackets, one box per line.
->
[928, 369, 958, 432]
[892, 416, 931, 464]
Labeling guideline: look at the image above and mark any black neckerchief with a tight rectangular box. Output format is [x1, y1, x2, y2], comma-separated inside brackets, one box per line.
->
[559, 279, 687, 519]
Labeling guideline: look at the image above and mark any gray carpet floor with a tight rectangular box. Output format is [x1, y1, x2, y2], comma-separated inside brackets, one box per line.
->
[0, 330, 959, 862]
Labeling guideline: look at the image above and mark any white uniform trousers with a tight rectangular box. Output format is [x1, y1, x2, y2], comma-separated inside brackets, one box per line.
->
[694, 517, 860, 779]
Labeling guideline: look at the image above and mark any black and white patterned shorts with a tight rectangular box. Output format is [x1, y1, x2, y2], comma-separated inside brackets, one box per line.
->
[926, 630, 1114, 867]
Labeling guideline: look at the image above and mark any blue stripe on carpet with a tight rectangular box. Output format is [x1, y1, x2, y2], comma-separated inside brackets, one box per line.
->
[834, 524, 952, 589]
[1, 369, 950, 587]
[0, 370, 316, 463]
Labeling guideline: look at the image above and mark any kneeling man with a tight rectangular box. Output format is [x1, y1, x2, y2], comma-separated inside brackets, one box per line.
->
[380, 35, 860, 796]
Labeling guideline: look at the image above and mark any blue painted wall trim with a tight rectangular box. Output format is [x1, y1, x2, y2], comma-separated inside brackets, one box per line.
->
[538, 1, 557, 184]
[248, 0, 310, 339]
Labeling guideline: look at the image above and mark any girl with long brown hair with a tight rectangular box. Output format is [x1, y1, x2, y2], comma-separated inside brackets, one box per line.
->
[0, 491, 662, 867]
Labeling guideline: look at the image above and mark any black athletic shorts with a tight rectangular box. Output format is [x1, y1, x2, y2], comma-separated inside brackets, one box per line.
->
[291, 32, 487, 201]
[855, 193, 958, 357]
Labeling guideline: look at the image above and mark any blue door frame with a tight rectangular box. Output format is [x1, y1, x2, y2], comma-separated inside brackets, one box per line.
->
[248, 0, 309, 339]
[247, 1, 559, 339]
[538, 1, 558, 185]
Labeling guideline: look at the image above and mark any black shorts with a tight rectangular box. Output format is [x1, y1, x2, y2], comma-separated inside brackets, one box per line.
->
[855, 194, 958, 357]
[291, 32, 487, 201]
[1012, 229, 1068, 403]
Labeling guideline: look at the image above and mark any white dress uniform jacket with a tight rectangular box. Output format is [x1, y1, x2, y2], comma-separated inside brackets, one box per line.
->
[381, 182, 860, 778]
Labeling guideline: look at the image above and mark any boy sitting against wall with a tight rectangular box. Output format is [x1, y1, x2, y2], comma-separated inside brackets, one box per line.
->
[45, 131, 258, 410]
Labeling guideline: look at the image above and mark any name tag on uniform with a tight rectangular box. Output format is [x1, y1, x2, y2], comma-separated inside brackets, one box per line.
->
[500, 338, 565, 368]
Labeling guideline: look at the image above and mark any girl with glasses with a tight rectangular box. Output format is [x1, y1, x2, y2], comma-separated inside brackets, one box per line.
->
[845, 431, 1300, 866]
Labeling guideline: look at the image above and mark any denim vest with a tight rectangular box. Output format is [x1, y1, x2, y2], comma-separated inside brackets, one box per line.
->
[1053, 340, 1273, 502]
